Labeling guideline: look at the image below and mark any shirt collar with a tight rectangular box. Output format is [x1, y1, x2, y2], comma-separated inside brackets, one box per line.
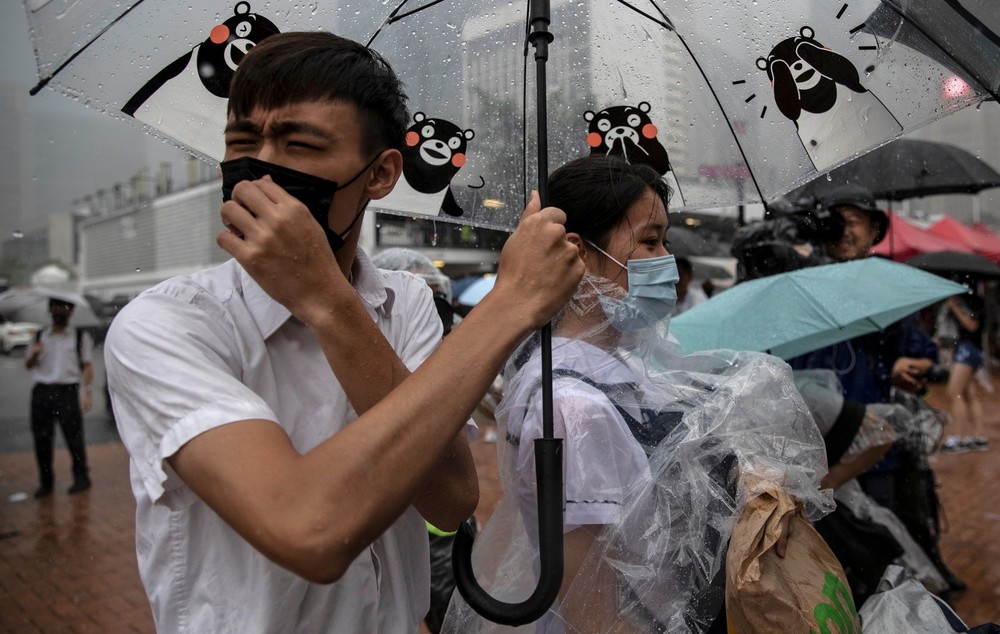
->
[238, 248, 396, 340]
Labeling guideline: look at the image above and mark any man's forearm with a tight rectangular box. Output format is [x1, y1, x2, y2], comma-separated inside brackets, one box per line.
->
[413, 431, 478, 530]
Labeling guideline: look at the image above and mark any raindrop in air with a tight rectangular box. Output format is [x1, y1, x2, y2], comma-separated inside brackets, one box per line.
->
[12, 230, 24, 239]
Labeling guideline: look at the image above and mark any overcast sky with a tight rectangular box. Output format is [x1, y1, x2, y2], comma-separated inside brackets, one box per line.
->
[1, 2, 191, 232]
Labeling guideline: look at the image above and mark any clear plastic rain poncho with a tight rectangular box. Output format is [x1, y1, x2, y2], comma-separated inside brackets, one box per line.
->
[444, 274, 834, 633]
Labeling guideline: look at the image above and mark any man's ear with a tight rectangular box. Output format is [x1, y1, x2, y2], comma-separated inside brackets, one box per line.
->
[366, 149, 403, 200]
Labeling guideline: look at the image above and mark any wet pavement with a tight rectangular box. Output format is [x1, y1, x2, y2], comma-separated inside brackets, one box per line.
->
[1, 383, 998, 631]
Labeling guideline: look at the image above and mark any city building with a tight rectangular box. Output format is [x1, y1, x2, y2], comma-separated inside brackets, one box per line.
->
[77, 170, 503, 302]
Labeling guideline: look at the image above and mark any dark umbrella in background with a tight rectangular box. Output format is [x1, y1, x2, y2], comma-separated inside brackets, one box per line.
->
[907, 251, 1000, 279]
[666, 226, 709, 258]
[785, 139, 1000, 202]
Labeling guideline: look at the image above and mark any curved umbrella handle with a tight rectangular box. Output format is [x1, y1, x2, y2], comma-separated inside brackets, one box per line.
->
[451, 437, 564, 625]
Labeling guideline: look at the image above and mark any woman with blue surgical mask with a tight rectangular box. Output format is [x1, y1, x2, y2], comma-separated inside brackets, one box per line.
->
[444, 156, 835, 633]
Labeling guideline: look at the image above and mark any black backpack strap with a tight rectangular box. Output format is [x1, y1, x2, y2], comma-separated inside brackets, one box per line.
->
[512, 368, 683, 456]
[75, 327, 85, 370]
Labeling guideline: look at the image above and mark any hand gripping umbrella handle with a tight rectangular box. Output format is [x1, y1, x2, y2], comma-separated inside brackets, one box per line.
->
[451, 437, 564, 625]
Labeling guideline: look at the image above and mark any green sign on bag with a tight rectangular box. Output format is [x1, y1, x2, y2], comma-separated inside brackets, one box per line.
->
[812, 570, 860, 634]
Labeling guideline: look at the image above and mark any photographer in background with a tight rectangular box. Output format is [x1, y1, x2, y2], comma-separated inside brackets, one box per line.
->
[730, 195, 842, 281]
[780, 184, 965, 596]
[788, 185, 940, 401]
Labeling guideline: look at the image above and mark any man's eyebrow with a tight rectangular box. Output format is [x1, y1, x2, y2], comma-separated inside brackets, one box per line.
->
[223, 119, 336, 141]
[270, 120, 336, 140]
[224, 120, 263, 135]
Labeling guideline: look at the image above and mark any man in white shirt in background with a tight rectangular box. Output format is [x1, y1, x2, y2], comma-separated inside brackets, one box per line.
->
[25, 298, 94, 497]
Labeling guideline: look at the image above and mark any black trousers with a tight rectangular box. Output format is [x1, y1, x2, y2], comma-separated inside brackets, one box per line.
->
[31, 383, 89, 486]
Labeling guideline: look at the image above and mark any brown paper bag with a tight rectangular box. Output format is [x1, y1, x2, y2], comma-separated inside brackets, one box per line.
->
[725, 485, 860, 633]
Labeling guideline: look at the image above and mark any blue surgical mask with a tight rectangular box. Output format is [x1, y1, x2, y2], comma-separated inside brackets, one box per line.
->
[588, 241, 679, 332]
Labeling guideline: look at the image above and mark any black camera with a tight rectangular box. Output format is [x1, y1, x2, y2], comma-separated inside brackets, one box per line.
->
[731, 198, 846, 281]
[924, 364, 950, 384]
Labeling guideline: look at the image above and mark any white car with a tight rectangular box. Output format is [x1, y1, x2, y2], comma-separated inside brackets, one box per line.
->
[0, 321, 43, 355]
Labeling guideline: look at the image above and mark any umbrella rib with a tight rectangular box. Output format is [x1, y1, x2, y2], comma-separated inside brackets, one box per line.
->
[29, 0, 149, 96]
[386, 0, 450, 24]
[879, 0, 1000, 103]
[653, 21, 767, 207]
[612, 1, 674, 31]
[366, 0, 446, 45]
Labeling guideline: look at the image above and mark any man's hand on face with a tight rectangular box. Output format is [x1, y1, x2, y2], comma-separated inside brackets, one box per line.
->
[217, 175, 344, 317]
[486, 191, 584, 330]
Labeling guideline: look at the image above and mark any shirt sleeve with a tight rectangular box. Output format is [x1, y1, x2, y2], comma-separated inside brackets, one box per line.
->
[388, 272, 444, 370]
[517, 379, 650, 530]
[79, 329, 94, 366]
[385, 273, 478, 439]
[106, 287, 277, 507]
[900, 316, 939, 362]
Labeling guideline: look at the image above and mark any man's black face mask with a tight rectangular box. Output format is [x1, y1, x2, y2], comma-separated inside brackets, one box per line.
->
[220, 156, 377, 253]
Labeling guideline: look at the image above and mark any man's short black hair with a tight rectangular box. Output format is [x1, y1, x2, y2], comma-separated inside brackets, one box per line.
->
[228, 32, 410, 154]
[49, 299, 74, 310]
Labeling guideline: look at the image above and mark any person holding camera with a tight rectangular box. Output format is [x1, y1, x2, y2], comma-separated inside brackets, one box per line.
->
[789, 185, 939, 417]
[787, 184, 967, 596]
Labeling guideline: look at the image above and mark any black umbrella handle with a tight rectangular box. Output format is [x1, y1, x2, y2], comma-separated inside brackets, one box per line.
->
[451, 0, 564, 626]
[452, 438, 564, 625]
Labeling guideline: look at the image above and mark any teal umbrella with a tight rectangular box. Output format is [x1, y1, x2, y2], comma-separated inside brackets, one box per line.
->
[670, 258, 966, 360]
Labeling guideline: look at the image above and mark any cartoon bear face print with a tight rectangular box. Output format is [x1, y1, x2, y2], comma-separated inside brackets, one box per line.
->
[756, 26, 866, 122]
[401, 112, 475, 194]
[583, 102, 671, 175]
[197, 1, 280, 98]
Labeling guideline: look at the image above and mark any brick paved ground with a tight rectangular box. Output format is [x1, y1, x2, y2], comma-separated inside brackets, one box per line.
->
[2, 385, 998, 631]
[0, 443, 153, 633]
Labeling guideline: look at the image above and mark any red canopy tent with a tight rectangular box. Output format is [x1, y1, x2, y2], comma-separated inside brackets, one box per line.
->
[928, 216, 1000, 263]
[972, 222, 1000, 238]
[870, 214, 972, 261]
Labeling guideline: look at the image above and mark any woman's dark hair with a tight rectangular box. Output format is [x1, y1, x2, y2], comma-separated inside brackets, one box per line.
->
[548, 155, 672, 249]
[228, 32, 410, 153]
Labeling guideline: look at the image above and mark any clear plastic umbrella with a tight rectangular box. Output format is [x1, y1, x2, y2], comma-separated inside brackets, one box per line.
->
[0, 288, 101, 329]
[23, 0, 999, 228]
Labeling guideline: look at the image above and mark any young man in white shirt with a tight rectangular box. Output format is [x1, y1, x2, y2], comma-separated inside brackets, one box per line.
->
[106, 31, 583, 632]
[26, 298, 95, 497]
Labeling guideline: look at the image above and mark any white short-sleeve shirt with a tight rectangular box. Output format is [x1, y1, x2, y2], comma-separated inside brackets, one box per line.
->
[106, 250, 443, 633]
[503, 338, 651, 533]
[30, 326, 93, 385]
